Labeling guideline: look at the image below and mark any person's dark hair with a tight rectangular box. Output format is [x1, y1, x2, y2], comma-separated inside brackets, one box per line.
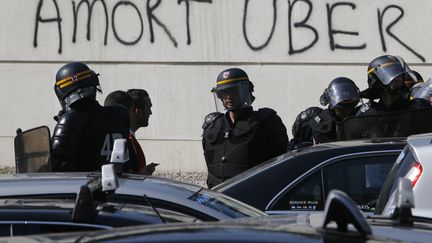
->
[127, 89, 149, 108]
[104, 90, 134, 110]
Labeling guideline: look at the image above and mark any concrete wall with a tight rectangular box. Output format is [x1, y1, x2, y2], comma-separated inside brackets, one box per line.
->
[0, 0, 431, 172]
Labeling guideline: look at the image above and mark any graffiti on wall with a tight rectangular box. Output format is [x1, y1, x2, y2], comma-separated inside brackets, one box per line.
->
[33, 0, 425, 62]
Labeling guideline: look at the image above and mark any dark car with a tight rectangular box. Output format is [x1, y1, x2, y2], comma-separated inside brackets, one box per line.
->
[214, 138, 406, 214]
[11, 189, 432, 243]
[0, 172, 265, 222]
[0, 198, 198, 237]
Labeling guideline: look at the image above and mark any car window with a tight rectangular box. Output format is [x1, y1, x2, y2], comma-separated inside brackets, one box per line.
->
[269, 153, 398, 212]
[189, 189, 266, 218]
[270, 171, 324, 211]
[323, 155, 394, 212]
[0, 222, 106, 237]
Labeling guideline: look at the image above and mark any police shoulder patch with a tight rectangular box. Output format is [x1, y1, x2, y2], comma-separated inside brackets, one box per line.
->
[202, 112, 223, 130]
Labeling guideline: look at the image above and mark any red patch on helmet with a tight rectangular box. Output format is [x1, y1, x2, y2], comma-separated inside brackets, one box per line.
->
[223, 72, 230, 79]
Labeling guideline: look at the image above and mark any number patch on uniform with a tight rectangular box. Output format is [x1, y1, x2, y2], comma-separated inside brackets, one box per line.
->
[100, 133, 123, 161]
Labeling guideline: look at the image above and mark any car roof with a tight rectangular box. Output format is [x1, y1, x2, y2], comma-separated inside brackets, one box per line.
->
[407, 132, 432, 163]
[0, 173, 201, 202]
[0, 173, 263, 220]
[294, 137, 406, 152]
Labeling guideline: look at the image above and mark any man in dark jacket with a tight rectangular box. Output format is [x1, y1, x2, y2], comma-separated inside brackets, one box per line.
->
[202, 68, 288, 188]
[51, 62, 132, 172]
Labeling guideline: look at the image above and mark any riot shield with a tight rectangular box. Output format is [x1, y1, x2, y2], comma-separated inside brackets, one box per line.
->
[14, 126, 51, 173]
[342, 108, 432, 140]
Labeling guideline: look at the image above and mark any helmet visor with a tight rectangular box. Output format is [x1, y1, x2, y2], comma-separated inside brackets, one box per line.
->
[212, 81, 253, 112]
[370, 57, 417, 85]
[328, 82, 360, 109]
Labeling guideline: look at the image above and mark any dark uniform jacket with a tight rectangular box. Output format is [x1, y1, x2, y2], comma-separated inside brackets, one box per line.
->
[51, 99, 133, 172]
[357, 96, 431, 116]
[202, 107, 288, 188]
[309, 109, 342, 144]
[289, 107, 323, 149]
[294, 107, 359, 145]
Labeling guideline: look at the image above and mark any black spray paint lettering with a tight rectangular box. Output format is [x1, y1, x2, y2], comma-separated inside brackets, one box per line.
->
[34, 0, 63, 54]
[34, 0, 213, 53]
[242, 0, 424, 62]
[326, 2, 366, 50]
[33, 0, 425, 62]
[378, 5, 425, 62]
[243, 0, 277, 51]
[112, 1, 144, 45]
[147, 0, 177, 47]
[72, 0, 109, 45]
[177, 0, 212, 45]
[288, 0, 318, 54]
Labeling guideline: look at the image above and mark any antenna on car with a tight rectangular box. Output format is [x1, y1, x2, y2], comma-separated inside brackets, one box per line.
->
[143, 194, 166, 224]
[322, 190, 372, 236]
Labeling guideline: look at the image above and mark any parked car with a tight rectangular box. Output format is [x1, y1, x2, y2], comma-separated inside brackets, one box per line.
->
[214, 138, 406, 214]
[0, 172, 265, 221]
[0, 139, 266, 236]
[375, 132, 432, 217]
[8, 189, 432, 243]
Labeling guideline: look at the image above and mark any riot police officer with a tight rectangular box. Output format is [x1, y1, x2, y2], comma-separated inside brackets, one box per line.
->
[51, 62, 133, 172]
[291, 77, 361, 146]
[358, 55, 430, 115]
[202, 68, 288, 188]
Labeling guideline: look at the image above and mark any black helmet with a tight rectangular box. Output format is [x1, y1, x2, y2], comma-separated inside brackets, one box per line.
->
[362, 55, 416, 99]
[320, 77, 360, 110]
[54, 62, 100, 110]
[212, 68, 254, 111]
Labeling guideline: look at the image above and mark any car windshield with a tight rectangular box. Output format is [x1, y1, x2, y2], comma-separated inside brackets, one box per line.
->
[188, 188, 266, 218]
[375, 146, 416, 214]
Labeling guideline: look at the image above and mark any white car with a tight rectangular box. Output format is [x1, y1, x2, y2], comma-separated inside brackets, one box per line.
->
[375, 132, 432, 217]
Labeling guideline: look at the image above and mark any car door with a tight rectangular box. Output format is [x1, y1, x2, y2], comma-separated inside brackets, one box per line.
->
[265, 151, 400, 215]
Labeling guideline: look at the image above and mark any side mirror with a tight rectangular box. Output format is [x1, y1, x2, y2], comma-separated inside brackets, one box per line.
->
[393, 178, 414, 225]
[322, 190, 372, 235]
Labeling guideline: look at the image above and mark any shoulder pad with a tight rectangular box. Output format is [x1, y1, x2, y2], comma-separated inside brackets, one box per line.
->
[310, 109, 333, 133]
[292, 107, 322, 137]
[358, 103, 372, 114]
[298, 106, 323, 121]
[310, 109, 332, 125]
[56, 110, 78, 125]
[257, 108, 276, 119]
[202, 112, 223, 130]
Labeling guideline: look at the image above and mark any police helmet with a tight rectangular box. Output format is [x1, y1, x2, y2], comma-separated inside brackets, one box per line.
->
[413, 78, 432, 103]
[212, 68, 254, 111]
[362, 55, 416, 99]
[54, 62, 100, 110]
[320, 77, 360, 110]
